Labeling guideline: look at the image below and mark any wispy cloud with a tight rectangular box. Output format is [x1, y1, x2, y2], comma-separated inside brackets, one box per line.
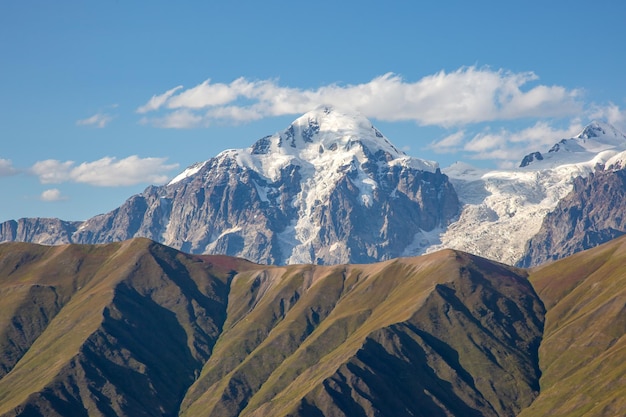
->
[430, 121, 584, 164]
[137, 67, 584, 128]
[40, 188, 68, 202]
[76, 112, 114, 128]
[589, 103, 626, 132]
[430, 131, 467, 154]
[0, 159, 18, 176]
[136, 85, 183, 114]
[31, 156, 179, 187]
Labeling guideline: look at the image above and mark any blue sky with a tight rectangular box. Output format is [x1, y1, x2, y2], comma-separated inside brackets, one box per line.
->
[1, 0, 625, 221]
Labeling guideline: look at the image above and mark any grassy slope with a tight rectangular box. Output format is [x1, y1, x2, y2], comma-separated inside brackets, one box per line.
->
[0, 240, 132, 413]
[7, 237, 622, 416]
[521, 236, 626, 417]
[181, 250, 544, 417]
[0, 239, 239, 416]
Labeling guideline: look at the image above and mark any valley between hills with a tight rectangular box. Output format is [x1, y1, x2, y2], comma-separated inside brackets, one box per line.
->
[0, 236, 623, 416]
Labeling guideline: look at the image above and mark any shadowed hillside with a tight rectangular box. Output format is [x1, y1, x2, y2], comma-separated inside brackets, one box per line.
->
[0, 239, 239, 417]
[0, 239, 547, 416]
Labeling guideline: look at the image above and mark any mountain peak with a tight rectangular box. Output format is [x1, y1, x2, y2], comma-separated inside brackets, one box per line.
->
[518, 121, 626, 168]
[250, 105, 405, 160]
[576, 120, 626, 141]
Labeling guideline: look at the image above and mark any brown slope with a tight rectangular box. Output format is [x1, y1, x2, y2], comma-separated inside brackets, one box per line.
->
[180, 251, 544, 417]
[0, 240, 546, 417]
[0, 239, 241, 417]
[520, 235, 626, 417]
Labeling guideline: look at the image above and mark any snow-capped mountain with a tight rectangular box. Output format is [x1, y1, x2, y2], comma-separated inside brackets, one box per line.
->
[519, 121, 626, 168]
[1, 106, 458, 265]
[3, 111, 626, 268]
[428, 121, 626, 266]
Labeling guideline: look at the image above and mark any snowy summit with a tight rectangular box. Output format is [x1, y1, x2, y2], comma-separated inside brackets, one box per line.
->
[228, 105, 437, 181]
[157, 105, 458, 265]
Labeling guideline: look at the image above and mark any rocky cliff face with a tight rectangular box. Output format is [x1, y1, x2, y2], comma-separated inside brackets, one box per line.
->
[0, 107, 459, 265]
[0, 218, 80, 246]
[518, 166, 626, 267]
[7, 113, 626, 269]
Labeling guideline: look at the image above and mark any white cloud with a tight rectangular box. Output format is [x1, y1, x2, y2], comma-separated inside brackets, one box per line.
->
[0, 159, 18, 176]
[461, 121, 584, 163]
[166, 78, 253, 109]
[464, 131, 508, 153]
[430, 131, 466, 153]
[31, 156, 179, 187]
[76, 112, 114, 128]
[427, 120, 588, 165]
[31, 160, 74, 183]
[40, 188, 67, 202]
[136, 85, 183, 114]
[137, 67, 584, 128]
[589, 103, 626, 132]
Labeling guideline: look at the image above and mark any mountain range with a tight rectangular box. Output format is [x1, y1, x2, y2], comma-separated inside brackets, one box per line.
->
[0, 236, 624, 416]
[2, 107, 626, 268]
[1, 111, 625, 416]
[0, 107, 460, 265]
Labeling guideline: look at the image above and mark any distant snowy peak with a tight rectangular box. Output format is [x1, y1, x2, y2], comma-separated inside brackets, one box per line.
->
[576, 120, 626, 142]
[519, 121, 626, 168]
[443, 161, 488, 181]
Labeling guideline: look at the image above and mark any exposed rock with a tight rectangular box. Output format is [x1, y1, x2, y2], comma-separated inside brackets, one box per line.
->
[0, 218, 80, 246]
[519, 151, 543, 167]
[518, 167, 626, 267]
[0, 107, 459, 266]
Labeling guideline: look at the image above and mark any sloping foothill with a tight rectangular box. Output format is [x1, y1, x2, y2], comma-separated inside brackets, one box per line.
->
[0, 236, 623, 416]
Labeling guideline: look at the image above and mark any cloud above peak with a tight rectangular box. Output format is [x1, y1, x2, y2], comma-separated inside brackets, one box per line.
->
[429, 121, 585, 166]
[137, 67, 583, 128]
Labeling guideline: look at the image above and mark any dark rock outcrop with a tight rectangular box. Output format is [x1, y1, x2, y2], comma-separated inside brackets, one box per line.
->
[519, 151, 544, 167]
[519, 167, 626, 267]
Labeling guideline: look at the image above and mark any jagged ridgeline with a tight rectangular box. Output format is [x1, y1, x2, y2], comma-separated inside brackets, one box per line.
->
[0, 106, 459, 266]
[4, 111, 626, 271]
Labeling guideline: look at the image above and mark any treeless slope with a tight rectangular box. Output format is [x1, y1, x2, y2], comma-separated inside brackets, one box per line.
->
[0, 239, 239, 417]
[0, 240, 545, 417]
[520, 235, 626, 417]
[180, 251, 544, 417]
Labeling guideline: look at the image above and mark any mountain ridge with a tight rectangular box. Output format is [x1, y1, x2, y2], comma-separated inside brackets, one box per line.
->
[0, 236, 624, 416]
[0, 238, 545, 417]
[2, 112, 626, 270]
[437, 120, 626, 266]
[0, 106, 460, 266]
